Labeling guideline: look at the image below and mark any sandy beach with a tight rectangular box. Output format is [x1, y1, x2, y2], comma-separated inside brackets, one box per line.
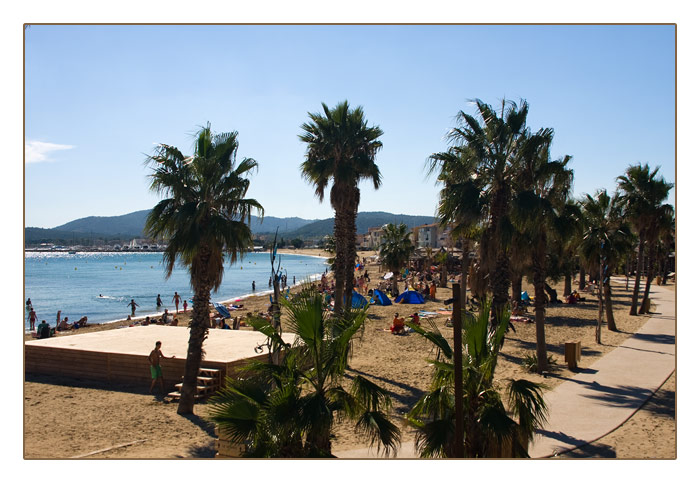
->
[23, 248, 675, 459]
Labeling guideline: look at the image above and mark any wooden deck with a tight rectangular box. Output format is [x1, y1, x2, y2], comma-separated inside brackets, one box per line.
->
[25, 326, 294, 388]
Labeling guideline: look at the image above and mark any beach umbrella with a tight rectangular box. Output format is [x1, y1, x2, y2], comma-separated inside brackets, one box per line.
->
[213, 302, 231, 319]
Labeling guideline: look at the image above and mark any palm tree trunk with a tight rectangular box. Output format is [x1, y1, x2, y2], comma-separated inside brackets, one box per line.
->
[640, 244, 655, 314]
[630, 237, 644, 315]
[604, 275, 617, 331]
[177, 278, 211, 415]
[563, 273, 572, 297]
[511, 273, 522, 303]
[333, 218, 346, 315]
[486, 186, 511, 321]
[461, 244, 469, 310]
[533, 237, 548, 373]
[578, 266, 586, 291]
[342, 193, 360, 314]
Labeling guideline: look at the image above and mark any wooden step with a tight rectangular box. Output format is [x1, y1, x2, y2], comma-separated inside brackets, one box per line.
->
[199, 368, 221, 376]
[167, 391, 207, 401]
[174, 383, 214, 393]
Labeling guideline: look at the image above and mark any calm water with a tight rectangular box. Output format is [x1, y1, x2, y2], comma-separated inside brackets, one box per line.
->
[24, 251, 328, 331]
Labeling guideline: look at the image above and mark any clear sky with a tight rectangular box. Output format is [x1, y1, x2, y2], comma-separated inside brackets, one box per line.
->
[24, 24, 675, 228]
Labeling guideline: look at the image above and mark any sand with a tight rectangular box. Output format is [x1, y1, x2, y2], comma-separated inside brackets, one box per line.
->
[23, 248, 676, 459]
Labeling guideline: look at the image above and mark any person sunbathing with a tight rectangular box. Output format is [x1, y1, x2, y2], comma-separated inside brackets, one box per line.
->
[57, 317, 70, 331]
[390, 313, 406, 335]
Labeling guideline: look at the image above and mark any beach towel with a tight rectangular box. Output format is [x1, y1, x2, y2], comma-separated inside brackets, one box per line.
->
[373, 289, 392, 306]
[394, 290, 425, 304]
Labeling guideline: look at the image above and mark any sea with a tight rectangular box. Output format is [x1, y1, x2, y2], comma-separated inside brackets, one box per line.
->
[24, 251, 328, 332]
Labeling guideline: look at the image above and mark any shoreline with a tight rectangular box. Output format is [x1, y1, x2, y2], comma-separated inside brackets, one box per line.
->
[24, 248, 331, 333]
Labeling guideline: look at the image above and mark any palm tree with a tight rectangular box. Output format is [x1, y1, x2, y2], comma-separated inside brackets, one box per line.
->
[300, 101, 383, 314]
[578, 190, 635, 333]
[379, 223, 414, 295]
[638, 205, 675, 312]
[616, 164, 674, 315]
[406, 302, 548, 457]
[428, 99, 531, 319]
[144, 123, 263, 415]
[511, 129, 575, 373]
[208, 287, 401, 457]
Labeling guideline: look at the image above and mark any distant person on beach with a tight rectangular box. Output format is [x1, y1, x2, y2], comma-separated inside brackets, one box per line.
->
[56, 310, 62, 327]
[37, 320, 51, 339]
[390, 313, 405, 335]
[148, 341, 175, 394]
[143, 316, 151, 326]
[127, 299, 139, 316]
[27, 308, 37, 332]
[183, 300, 188, 312]
[58, 317, 70, 331]
[156, 294, 162, 307]
[173, 292, 181, 313]
[26, 298, 32, 310]
[171, 317, 178, 327]
[252, 281, 256, 291]
[160, 309, 169, 325]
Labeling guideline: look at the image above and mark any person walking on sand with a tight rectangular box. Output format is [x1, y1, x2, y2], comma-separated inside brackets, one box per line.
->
[27, 308, 37, 332]
[148, 341, 175, 394]
[183, 299, 188, 312]
[127, 299, 139, 316]
[172, 292, 181, 313]
[156, 294, 162, 307]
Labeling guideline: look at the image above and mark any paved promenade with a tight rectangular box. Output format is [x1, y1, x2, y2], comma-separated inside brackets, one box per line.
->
[335, 280, 676, 459]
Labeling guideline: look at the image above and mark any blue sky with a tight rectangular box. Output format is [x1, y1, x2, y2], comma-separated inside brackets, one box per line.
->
[24, 24, 675, 228]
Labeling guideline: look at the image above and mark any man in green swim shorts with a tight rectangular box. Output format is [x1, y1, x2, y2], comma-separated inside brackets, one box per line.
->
[148, 341, 175, 394]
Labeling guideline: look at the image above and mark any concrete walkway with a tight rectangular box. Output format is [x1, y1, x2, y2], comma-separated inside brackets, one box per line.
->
[335, 280, 676, 459]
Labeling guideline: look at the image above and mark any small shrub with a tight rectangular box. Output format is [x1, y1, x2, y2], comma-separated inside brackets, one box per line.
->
[521, 353, 556, 372]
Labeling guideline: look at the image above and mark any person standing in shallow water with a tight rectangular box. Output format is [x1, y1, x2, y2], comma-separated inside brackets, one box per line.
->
[127, 299, 139, 316]
[252, 281, 256, 291]
[27, 308, 37, 332]
[156, 294, 162, 307]
[172, 292, 181, 313]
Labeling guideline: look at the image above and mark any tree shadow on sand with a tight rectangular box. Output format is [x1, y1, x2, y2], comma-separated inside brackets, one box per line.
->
[345, 367, 424, 412]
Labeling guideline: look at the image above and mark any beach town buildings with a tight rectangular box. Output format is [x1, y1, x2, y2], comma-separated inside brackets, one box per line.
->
[411, 223, 453, 249]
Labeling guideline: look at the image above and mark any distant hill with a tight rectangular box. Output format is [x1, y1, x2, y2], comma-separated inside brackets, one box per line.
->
[287, 212, 436, 239]
[25, 209, 435, 245]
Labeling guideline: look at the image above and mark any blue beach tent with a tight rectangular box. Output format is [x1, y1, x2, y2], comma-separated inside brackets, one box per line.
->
[372, 289, 392, 306]
[351, 291, 368, 309]
[395, 290, 425, 304]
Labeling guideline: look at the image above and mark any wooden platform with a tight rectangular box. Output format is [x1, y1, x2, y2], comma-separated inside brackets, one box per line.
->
[25, 326, 294, 388]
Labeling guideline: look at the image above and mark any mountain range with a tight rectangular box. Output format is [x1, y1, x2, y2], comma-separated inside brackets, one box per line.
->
[25, 209, 436, 244]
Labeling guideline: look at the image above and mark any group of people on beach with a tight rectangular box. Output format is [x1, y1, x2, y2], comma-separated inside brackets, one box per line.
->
[26, 298, 89, 338]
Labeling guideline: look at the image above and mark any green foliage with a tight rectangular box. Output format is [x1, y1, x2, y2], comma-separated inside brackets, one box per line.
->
[290, 238, 304, 249]
[379, 223, 414, 272]
[406, 302, 548, 457]
[144, 123, 264, 288]
[521, 353, 556, 373]
[208, 289, 401, 457]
